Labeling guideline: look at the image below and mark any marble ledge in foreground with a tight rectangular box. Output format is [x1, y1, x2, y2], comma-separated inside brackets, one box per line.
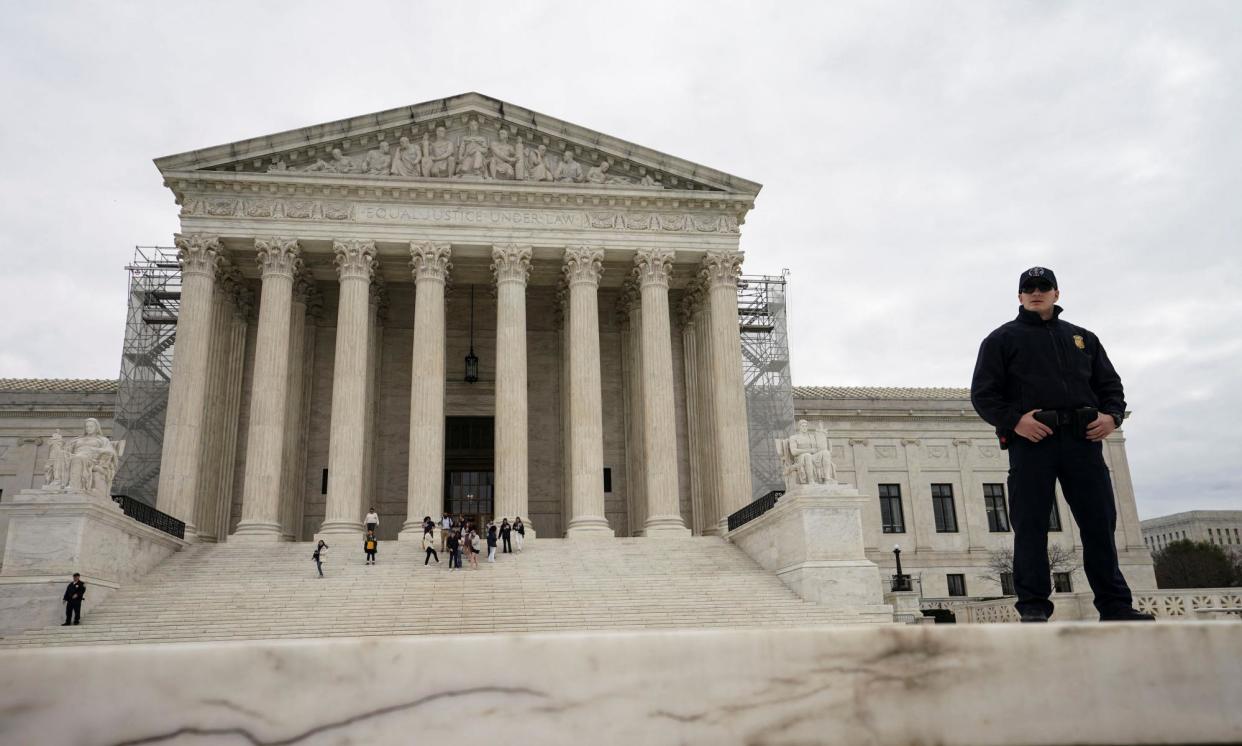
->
[1, 622, 1239, 745]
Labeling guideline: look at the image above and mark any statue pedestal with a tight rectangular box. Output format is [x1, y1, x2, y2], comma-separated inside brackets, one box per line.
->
[727, 484, 892, 623]
[0, 489, 185, 636]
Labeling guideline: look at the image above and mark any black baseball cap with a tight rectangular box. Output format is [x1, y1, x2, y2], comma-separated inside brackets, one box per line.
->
[1019, 267, 1057, 291]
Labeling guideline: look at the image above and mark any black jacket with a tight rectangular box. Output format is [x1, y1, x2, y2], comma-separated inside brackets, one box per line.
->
[971, 305, 1126, 435]
[63, 580, 86, 603]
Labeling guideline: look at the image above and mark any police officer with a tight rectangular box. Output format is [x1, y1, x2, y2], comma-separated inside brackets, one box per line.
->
[62, 572, 86, 625]
[971, 267, 1153, 622]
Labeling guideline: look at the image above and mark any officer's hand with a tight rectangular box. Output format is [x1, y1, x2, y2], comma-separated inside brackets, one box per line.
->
[1014, 410, 1053, 442]
[1086, 413, 1116, 441]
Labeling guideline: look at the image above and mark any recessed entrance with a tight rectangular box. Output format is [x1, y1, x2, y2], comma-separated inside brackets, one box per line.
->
[444, 416, 494, 527]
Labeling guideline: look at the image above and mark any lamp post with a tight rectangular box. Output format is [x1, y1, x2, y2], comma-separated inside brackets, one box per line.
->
[892, 544, 911, 592]
[464, 285, 479, 383]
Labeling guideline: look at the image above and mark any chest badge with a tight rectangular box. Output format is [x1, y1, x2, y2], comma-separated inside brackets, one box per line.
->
[1073, 334, 1086, 350]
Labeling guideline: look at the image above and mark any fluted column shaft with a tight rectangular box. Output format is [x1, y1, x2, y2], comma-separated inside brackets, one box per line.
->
[156, 234, 222, 534]
[492, 245, 531, 524]
[619, 287, 646, 535]
[319, 240, 376, 537]
[277, 275, 311, 540]
[693, 292, 723, 534]
[215, 286, 251, 539]
[193, 272, 234, 542]
[235, 238, 302, 541]
[703, 251, 753, 531]
[635, 250, 690, 536]
[680, 298, 704, 536]
[564, 247, 612, 537]
[402, 242, 451, 537]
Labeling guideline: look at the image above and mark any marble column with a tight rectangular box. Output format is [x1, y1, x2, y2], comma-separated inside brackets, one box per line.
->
[692, 288, 723, 535]
[701, 251, 753, 531]
[318, 240, 376, 538]
[401, 242, 452, 539]
[192, 264, 236, 542]
[955, 438, 988, 550]
[234, 238, 302, 541]
[563, 247, 612, 537]
[491, 245, 531, 525]
[214, 283, 252, 540]
[848, 438, 879, 551]
[558, 287, 573, 533]
[277, 273, 312, 541]
[289, 289, 321, 541]
[361, 274, 384, 528]
[634, 249, 689, 536]
[156, 233, 222, 535]
[902, 439, 934, 550]
[679, 293, 704, 536]
[618, 285, 646, 535]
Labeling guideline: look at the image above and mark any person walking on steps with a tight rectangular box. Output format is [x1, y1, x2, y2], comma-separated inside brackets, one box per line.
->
[313, 540, 329, 577]
[62, 572, 85, 626]
[423, 529, 440, 566]
[364, 530, 378, 565]
[467, 529, 481, 570]
[486, 522, 498, 563]
[499, 518, 513, 554]
[365, 507, 379, 534]
[971, 266, 1154, 624]
[513, 516, 525, 552]
[440, 513, 452, 552]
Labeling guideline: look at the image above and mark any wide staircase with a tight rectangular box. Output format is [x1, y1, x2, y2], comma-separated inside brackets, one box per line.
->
[1, 537, 875, 647]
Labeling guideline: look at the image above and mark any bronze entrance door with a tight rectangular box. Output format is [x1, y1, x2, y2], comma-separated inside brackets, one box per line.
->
[444, 416, 494, 529]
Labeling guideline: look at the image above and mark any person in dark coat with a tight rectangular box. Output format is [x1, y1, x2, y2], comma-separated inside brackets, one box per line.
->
[313, 540, 329, 577]
[486, 523, 498, 563]
[446, 530, 462, 571]
[499, 518, 513, 553]
[62, 573, 86, 625]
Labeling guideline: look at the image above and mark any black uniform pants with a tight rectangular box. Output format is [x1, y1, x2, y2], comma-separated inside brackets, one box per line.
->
[1008, 432, 1133, 617]
[65, 600, 81, 624]
[502, 535, 511, 553]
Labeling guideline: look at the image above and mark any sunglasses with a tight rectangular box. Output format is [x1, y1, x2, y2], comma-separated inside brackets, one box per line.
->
[1020, 282, 1054, 294]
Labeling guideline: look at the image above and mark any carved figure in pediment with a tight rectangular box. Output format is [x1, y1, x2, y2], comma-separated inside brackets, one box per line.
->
[638, 168, 660, 187]
[488, 129, 518, 180]
[457, 119, 489, 178]
[777, 420, 839, 490]
[301, 147, 357, 174]
[586, 160, 609, 184]
[424, 126, 456, 178]
[390, 136, 422, 178]
[555, 150, 584, 183]
[362, 141, 394, 175]
[522, 144, 551, 182]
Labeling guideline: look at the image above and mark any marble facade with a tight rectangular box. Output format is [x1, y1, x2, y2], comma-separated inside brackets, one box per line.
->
[150, 93, 759, 542]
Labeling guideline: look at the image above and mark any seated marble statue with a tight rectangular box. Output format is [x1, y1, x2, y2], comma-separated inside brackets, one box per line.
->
[522, 144, 551, 181]
[457, 120, 488, 178]
[424, 127, 456, 178]
[555, 150, 585, 183]
[487, 129, 518, 180]
[777, 420, 838, 489]
[390, 136, 422, 178]
[49, 418, 124, 499]
[362, 141, 394, 175]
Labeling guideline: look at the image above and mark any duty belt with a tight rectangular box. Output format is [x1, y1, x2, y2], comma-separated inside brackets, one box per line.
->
[1034, 407, 1098, 437]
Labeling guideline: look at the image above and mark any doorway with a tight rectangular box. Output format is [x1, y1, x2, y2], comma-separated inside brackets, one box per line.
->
[444, 416, 494, 527]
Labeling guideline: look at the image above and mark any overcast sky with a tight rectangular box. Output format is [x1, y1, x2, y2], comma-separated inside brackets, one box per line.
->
[1, 2, 1238, 519]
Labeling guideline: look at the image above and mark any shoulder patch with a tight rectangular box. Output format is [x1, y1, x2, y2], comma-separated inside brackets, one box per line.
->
[1073, 334, 1085, 350]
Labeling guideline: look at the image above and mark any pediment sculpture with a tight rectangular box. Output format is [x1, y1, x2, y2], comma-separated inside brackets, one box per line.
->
[777, 420, 839, 491]
[43, 419, 125, 500]
[264, 119, 670, 189]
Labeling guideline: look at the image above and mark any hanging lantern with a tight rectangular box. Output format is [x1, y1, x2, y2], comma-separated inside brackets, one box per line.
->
[465, 285, 479, 383]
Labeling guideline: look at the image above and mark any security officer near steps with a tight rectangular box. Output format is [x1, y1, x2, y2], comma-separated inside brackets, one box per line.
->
[62, 572, 86, 626]
[971, 267, 1153, 623]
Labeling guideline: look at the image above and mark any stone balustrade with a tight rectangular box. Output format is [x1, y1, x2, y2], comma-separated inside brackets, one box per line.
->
[920, 587, 1242, 623]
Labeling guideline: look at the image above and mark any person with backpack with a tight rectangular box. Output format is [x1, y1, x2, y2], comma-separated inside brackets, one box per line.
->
[312, 540, 329, 577]
[364, 531, 378, 565]
[422, 529, 439, 566]
[486, 522, 498, 563]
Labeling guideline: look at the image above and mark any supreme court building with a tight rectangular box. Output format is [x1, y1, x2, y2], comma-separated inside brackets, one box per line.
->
[151, 93, 760, 542]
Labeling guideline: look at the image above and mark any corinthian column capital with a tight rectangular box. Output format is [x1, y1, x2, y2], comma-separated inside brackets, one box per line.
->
[634, 249, 674, 288]
[563, 246, 604, 287]
[174, 233, 223, 279]
[333, 240, 376, 281]
[614, 280, 641, 325]
[410, 242, 452, 282]
[700, 250, 744, 289]
[491, 244, 532, 286]
[292, 270, 314, 305]
[255, 238, 302, 279]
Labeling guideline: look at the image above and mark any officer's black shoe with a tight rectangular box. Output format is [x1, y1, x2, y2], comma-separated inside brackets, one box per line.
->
[1100, 609, 1155, 622]
[61, 622, 70, 626]
[1020, 610, 1049, 623]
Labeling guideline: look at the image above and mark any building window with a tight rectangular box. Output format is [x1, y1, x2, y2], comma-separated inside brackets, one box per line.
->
[983, 484, 1010, 532]
[1000, 572, 1015, 596]
[1053, 572, 1074, 593]
[931, 484, 958, 533]
[1048, 503, 1062, 532]
[603, 467, 612, 493]
[947, 574, 967, 597]
[878, 484, 905, 533]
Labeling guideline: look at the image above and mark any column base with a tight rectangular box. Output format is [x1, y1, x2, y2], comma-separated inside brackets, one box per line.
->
[566, 516, 614, 539]
[315, 520, 364, 543]
[230, 520, 286, 542]
[644, 515, 691, 537]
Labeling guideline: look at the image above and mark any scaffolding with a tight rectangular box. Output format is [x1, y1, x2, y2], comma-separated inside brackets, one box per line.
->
[111, 246, 181, 505]
[738, 271, 795, 502]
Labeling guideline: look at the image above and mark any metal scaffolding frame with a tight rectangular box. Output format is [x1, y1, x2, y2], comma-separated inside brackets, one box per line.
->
[111, 246, 181, 505]
[738, 271, 795, 502]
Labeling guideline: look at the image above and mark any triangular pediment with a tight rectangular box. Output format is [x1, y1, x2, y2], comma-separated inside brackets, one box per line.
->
[155, 92, 760, 195]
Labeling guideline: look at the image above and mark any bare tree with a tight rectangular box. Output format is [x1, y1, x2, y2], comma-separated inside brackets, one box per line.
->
[1154, 540, 1242, 589]
[980, 545, 1079, 590]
